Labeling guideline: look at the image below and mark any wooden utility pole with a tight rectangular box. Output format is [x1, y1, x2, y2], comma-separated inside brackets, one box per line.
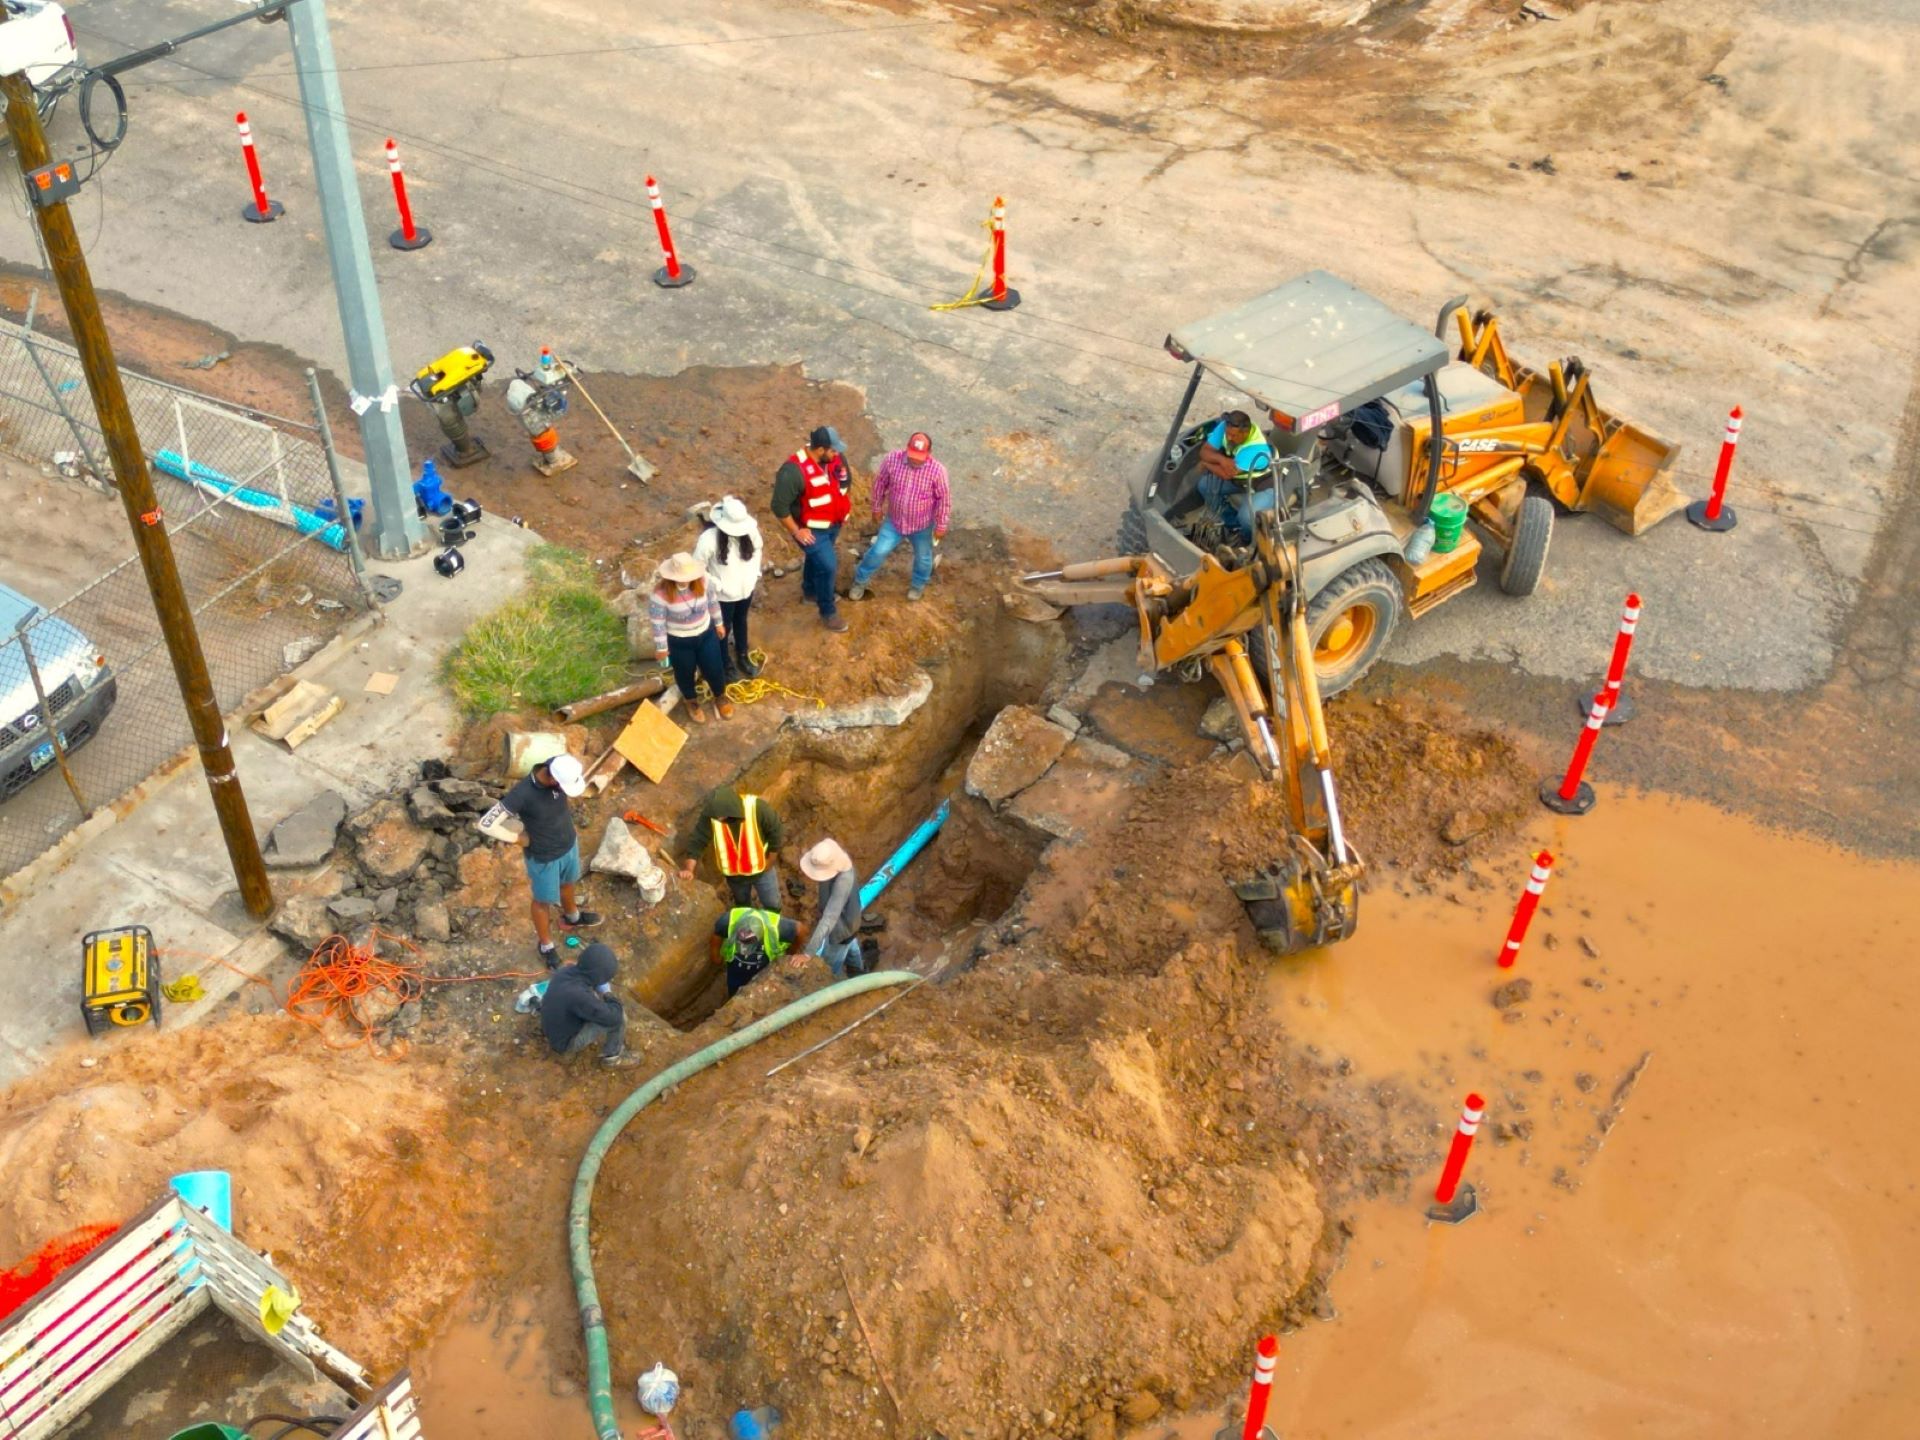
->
[0, 58, 273, 918]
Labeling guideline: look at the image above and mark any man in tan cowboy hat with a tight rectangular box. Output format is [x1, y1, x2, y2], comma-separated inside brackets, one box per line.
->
[648, 550, 732, 722]
[799, 837, 868, 978]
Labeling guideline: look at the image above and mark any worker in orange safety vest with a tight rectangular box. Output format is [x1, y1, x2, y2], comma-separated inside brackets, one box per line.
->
[676, 785, 785, 909]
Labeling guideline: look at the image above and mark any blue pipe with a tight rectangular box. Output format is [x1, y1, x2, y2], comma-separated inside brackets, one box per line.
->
[152, 449, 352, 552]
[859, 798, 950, 910]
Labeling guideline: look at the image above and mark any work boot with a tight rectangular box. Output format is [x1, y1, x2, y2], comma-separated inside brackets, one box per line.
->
[561, 909, 603, 929]
[740, 655, 763, 679]
[823, 614, 849, 633]
[724, 659, 741, 684]
[846, 582, 870, 601]
[907, 587, 925, 602]
[600, 1051, 642, 1069]
[538, 942, 559, 970]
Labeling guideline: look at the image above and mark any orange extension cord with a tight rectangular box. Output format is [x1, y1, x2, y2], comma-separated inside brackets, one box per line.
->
[187, 930, 545, 1056]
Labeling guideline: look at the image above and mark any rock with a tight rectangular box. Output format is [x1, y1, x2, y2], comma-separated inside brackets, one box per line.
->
[407, 786, 458, 829]
[282, 635, 325, 668]
[263, 790, 348, 868]
[1441, 808, 1491, 846]
[1045, 704, 1083, 735]
[356, 809, 431, 885]
[1082, 1411, 1117, 1440]
[269, 895, 336, 950]
[345, 798, 397, 839]
[1119, 1391, 1160, 1426]
[1198, 695, 1239, 742]
[1491, 977, 1533, 1010]
[328, 896, 378, 926]
[431, 834, 461, 864]
[413, 901, 452, 942]
[419, 758, 451, 782]
[851, 1125, 874, 1156]
[626, 612, 658, 660]
[1578, 935, 1600, 959]
[1573, 1072, 1598, 1093]
[1003, 589, 1063, 623]
[430, 777, 493, 810]
[792, 668, 934, 731]
[965, 706, 1073, 807]
[373, 887, 400, 919]
[591, 819, 667, 904]
[609, 588, 647, 618]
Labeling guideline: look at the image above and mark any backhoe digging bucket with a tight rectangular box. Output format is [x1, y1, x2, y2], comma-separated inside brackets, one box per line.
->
[1232, 853, 1359, 955]
[1578, 414, 1686, 536]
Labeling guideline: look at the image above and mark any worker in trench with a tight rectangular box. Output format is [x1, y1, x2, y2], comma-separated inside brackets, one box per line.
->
[538, 941, 640, 1067]
[678, 785, 785, 910]
[797, 838, 870, 977]
[710, 908, 809, 997]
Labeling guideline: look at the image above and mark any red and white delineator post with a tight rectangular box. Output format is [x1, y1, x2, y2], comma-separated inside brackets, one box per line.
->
[1541, 690, 1613, 815]
[385, 138, 432, 251]
[1212, 1334, 1280, 1440]
[1579, 591, 1642, 725]
[1686, 406, 1742, 532]
[1427, 1093, 1485, 1224]
[982, 195, 1021, 312]
[235, 111, 283, 223]
[1496, 850, 1555, 969]
[646, 174, 694, 289]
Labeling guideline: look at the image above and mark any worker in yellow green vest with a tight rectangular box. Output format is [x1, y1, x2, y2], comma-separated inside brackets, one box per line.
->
[678, 785, 785, 909]
[709, 907, 809, 997]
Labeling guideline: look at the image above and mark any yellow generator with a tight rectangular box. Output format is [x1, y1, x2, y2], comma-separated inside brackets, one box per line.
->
[81, 925, 161, 1035]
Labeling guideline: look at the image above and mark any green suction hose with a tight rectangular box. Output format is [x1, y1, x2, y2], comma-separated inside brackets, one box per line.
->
[571, 970, 921, 1440]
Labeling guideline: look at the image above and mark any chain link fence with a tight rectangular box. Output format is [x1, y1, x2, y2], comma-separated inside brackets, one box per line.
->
[0, 312, 367, 882]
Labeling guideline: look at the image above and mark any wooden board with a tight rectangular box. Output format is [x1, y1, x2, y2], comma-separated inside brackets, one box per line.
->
[250, 679, 341, 749]
[363, 671, 399, 695]
[612, 700, 688, 783]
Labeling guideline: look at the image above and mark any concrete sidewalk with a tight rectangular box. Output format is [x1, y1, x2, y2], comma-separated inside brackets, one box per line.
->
[0, 516, 537, 1082]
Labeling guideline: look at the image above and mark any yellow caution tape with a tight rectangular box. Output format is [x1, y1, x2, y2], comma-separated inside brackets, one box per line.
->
[930, 216, 997, 313]
[161, 975, 205, 1003]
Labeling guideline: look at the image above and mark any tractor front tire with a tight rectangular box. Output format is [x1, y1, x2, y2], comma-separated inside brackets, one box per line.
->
[1252, 558, 1403, 699]
[1500, 492, 1554, 597]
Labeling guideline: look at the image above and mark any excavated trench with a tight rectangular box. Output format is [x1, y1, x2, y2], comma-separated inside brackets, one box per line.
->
[630, 603, 1067, 1028]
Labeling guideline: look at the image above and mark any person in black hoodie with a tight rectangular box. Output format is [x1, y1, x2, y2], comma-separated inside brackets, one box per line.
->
[539, 942, 638, 1067]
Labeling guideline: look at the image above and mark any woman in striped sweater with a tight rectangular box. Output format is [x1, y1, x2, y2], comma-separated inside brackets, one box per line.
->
[649, 552, 733, 722]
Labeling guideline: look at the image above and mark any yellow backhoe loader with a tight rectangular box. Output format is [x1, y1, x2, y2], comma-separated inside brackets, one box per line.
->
[1017, 273, 1681, 953]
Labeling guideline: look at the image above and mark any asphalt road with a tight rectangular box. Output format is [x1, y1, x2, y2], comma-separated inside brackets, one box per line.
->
[8, 0, 1916, 696]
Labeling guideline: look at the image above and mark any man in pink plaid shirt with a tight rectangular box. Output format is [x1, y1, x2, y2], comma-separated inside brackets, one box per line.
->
[847, 431, 951, 602]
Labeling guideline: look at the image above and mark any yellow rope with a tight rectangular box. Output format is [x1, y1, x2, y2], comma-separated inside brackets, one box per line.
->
[930, 213, 997, 313]
[161, 974, 205, 1003]
[692, 649, 827, 710]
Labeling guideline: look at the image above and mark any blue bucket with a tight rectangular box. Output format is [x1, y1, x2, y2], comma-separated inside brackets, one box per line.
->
[170, 1171, 232, 1231]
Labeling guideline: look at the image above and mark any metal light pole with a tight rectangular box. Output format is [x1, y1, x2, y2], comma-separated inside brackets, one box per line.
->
[284, 0, 423, 559]
[0, 51, 274, 918]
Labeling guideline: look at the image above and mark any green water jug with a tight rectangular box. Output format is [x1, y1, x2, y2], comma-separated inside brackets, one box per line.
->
[1430, 492, 1468, 553]
[167, 1425, 248, 1440]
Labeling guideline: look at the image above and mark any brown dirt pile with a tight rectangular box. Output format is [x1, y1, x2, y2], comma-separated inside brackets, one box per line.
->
[0, 1020, 493, 1366]
[597, 949, 1344, 1440]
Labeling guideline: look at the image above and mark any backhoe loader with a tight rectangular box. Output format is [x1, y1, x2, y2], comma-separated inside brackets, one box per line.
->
[1017, 272, 1682, 952]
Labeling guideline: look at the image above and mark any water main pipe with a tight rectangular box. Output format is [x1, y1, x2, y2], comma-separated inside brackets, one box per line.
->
[571, 970, 921, 1440]
[859, 798, 950, 911]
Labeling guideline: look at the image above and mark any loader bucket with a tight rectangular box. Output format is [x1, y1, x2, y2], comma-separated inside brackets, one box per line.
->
[1578, 417, 1686, 535]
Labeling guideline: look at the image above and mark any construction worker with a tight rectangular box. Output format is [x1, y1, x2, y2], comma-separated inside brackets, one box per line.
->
[498, 753, 602, 968]
[539, 942, 639, 1067]
[771, 425, 852, 633]
[710, 907, 808, 997]
[798, 838, 868, 978]
[847, 431, 950, 603]
[677, 785, 785, 909]
[1195, 409, 1275, 538]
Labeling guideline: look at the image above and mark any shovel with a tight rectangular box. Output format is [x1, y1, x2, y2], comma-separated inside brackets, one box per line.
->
[565, 364, 657, 483]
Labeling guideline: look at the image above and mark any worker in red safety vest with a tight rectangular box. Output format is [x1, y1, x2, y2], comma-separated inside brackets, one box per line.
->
[771, 425, 853, 633]
[676, 785, 786, 910]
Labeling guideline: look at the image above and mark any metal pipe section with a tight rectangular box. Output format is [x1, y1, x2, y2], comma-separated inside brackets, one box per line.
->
[1319, 768, 1349, 865]
[859, 798, 951, 911]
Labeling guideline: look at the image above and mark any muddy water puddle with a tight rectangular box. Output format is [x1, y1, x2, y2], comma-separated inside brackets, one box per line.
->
[412, 1297, 647, 1438]
[1143, 788, 1920, 1438]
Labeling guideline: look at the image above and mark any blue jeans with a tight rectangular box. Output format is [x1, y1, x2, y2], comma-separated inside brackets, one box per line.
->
[799, 524, 840, 619]
[1197, 474, 1274, 541]
[667, 624, 728, 702]
[817, 936, 864, 979]
[853, 519, 935, 591]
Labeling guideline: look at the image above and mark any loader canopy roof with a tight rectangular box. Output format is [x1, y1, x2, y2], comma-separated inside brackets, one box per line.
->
[1166, 271, 1448, 436]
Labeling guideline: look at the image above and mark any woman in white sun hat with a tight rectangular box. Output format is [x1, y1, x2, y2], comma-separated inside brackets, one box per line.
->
[649, 551, 732, 723]
[694, 494, 765, 682]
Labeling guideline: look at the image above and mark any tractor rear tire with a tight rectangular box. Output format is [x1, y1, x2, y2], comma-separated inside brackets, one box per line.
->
[1500, 492, 1554, 597]
[1116, 502, 1149, 557]
[1250, 558, 1403, 699]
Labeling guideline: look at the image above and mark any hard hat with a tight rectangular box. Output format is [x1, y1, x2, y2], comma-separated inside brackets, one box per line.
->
[545, 753, 586, 797]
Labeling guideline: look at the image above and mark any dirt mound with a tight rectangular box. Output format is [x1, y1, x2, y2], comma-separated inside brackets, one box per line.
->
[0, 1021, 486, 1365]
[595, 940, 1379, 1440]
